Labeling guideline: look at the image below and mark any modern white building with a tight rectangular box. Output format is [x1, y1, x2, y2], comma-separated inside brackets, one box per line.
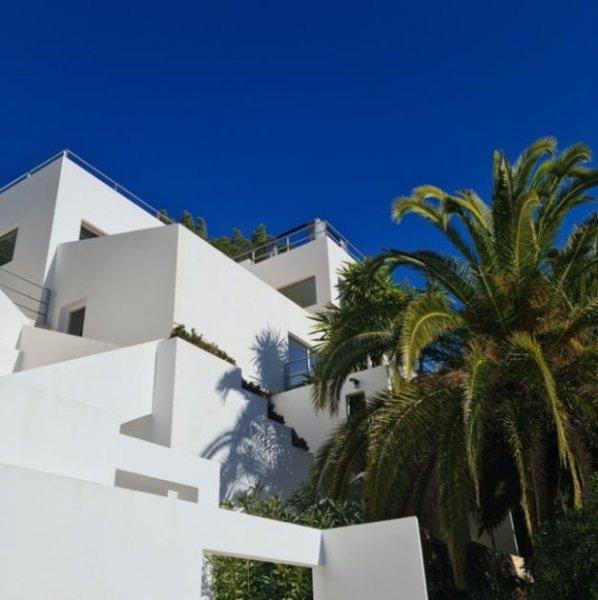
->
[0, 151, 427, 599]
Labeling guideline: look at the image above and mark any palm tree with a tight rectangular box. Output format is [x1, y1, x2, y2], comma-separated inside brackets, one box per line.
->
[311, 138, 598, 586]
[310, 260, 413, 413]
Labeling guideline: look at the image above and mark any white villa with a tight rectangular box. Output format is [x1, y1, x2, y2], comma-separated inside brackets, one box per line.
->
[0, 151, 428, 599]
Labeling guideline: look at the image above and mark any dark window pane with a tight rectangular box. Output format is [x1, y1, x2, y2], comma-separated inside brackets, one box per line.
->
[67, 307, 86, 336]
[0, 228, 18, 266]
[346, 392, 366, 418]
[79, 225, 101, 240]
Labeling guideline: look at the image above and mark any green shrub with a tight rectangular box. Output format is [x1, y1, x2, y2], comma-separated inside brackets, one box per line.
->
[528, 476, 598, 599]
[207, 490, 363, 600]
[421, 530, 525, 599]
[170, 324, 236, 365]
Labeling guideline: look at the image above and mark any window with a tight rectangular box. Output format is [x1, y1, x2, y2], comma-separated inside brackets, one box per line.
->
[67, 306, 86, 336]
[0, 228, 18, 266]
[278, 276, 317, 308]
[345, 392, 366, 419]
[285, 336, 316, 389]
[79, 222, 104, 240]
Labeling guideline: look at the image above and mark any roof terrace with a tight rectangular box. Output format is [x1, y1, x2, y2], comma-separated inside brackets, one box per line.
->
[234, 219, 364, 265]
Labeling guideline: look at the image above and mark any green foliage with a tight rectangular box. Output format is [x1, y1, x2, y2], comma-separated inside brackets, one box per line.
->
[421, 531, 525, 599]
[241, 378, 272, 398]
[207, 490, 363, 600]
[310, 260, 414, 413]
[527, 475, 598, 599]
[170, 324, 236, 365]
[158, 210, 274, 258]
[311, 138, 598, 587]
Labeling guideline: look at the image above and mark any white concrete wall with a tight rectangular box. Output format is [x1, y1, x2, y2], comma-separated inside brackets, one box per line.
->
[17, 325, 118, 370]
[0, 378, 119, 485]
[313, 518, 428, 600]
[0, 462, 320, 599]
[0, 461, 427, 600]
[11, 334, 311, 499]
[164, 338, 312, 499]
[0, 156, 161, 289]
[243, 234, 354, 313]
[117, 435, 221, 508]
[0, 463, 208, 600]
[8, 341, 159, 422]
[273, 365, 390, 454]
[0, 158, 62, 287]
[48, 225, 178, 344]
[0, 288, 30, 374]
[46, 156, 162, 276]
[0, 289, 32, 347]
[174, 226, 315, 391]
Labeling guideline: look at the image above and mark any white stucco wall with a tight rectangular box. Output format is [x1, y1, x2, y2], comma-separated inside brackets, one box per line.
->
[17, 325, 118, 370]
[48, 225, 315, 391]
[0, 463, 208, 600]
[0, 378, 119, 485]
[48, 225, 178, 344]
[174, 226, 315, 390]
[0, 156, 161, 289]
[242, 234, 354, 313]
[313, 518, 428, 600]
[0, 289, 30, 347]
[0, 158, 62, 287]
[0, 456, 427, 599]
[46, 156, 162, 276]
[273, 365, 390, 454]
[8, 341, 159, 422]
[153, 338, 313, 499]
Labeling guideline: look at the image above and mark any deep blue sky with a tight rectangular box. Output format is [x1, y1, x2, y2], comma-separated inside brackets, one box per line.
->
[1, 0, 597, 258]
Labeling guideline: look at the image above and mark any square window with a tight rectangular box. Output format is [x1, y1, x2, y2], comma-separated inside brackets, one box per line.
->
[0, 228, 18, 266]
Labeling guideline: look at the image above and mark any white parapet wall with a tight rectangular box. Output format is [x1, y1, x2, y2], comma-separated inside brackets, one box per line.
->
[313, 518, 428, 600]
[17, 325, 119, 370]
[48, 224, 315, 391]
[144, 337, 313, 499]
[242, 232, 355, 313]
[0, 360, 428, 599]
[7, 340, 160, 422]
[0, 461, 427, 599]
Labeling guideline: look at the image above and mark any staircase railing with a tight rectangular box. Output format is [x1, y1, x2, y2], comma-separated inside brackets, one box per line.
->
[0, 267, 51, 324]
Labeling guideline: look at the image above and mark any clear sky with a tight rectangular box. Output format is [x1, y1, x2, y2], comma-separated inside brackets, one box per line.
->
[1, 0, 596, 258]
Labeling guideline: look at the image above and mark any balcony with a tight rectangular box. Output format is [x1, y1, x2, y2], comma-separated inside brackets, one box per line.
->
[234, 219, 363, 265]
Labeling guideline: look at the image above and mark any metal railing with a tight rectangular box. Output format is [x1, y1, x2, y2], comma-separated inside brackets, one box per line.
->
[0, 150, 174, 224]
[234, 219, 364, 265]
[285, 353, 317, 389]
[1, 154, 364, 268]
[0, 266, 51, 324]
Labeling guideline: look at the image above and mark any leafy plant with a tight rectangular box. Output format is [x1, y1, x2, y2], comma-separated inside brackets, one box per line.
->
[207, 490, 363, 599]
[241, 378, 272, 398]
[170, 324, 236, 365]
[158, 210, 275, 259]
[311, 138, 598, 587]
[421, 529, 526, 599]
[527, 475, 598, 599]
